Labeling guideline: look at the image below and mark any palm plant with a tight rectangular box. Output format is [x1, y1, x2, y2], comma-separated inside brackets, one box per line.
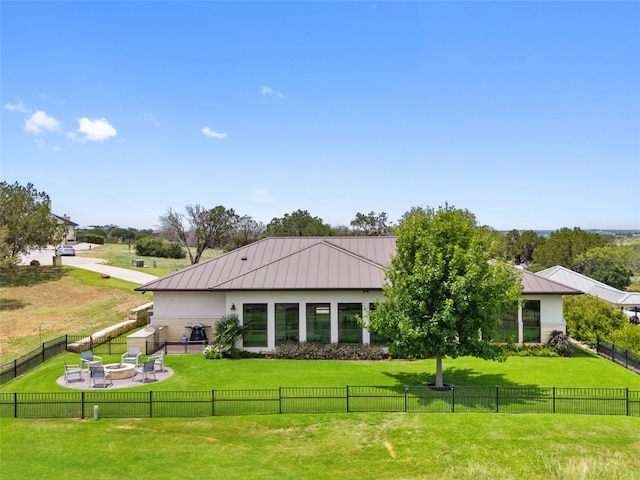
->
[205, 314, 245, 358]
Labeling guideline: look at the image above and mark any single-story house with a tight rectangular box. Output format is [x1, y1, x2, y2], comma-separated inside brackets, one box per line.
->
[136, 236, 582, 351]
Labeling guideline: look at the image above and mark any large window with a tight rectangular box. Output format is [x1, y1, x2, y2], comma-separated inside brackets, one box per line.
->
[368, 303, 389, 346]
[306, 303, 330, 343]
[243, 303, 268, 347]
[494, 308, 518, 342]
[522, 300, 541, 343]
[338, 303, 362, 344]
[275, 303, 299, 344]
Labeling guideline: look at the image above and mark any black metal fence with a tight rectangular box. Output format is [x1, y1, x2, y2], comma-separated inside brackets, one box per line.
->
[597, 339, 640, 373]
[1, 386, 638, 419]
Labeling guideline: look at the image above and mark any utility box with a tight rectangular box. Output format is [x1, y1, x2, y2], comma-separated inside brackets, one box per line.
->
[132, 259, 144, 267]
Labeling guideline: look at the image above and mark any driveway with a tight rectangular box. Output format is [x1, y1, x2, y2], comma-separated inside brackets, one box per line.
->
[19, 244, 159, 286]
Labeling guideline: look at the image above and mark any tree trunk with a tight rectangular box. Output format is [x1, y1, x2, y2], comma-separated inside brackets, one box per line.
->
[435, 353, 443, 387]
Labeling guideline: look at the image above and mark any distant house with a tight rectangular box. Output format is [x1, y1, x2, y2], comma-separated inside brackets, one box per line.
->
[52, 214, 78, 243]
[136, 237, 582, 351]
[536, 265, 640, 310]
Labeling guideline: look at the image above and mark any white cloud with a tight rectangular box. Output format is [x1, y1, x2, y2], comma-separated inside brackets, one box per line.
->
[24, 110, 61, 134]
[202, 126, 228, 139]
[261, 86, 284, 99]
[249, 188, 275, 203]
[4, 101, 30, 113]
[75, 117, 117, 141]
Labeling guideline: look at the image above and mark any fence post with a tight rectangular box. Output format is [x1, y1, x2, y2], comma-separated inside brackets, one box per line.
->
[404, 385, 408, 413]
[279, 387, 282, 414]
[495, 386, 499, 413]
[612, 344, 615, 364]
[211, 389, 215, 417]
[451, 386, 455, 413]
[626, 388, 630, 417]
[149, 391, 153, 418]
[346, 385, 350, 413]
[81, 392, 85, 419]
[13, 392, 17, 418]
[65, 334, 68, 350]
[42, 343, 45, 363]
[13, 359, 17, 381]
[552, 387, 556, 414]
[90, 336, 93, 351]
[625, 349, 629, 369]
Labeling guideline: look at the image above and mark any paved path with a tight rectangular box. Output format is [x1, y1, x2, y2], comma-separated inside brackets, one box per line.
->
[20, 243, 159, 286]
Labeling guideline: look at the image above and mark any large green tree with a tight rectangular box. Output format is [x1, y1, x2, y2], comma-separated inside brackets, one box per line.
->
[367, 205, 522, 387]
[350, 211, 393, 236]
[0, 181, 66, 266]
[159, 204, 238, 264]
[571, 246, 632, 290]
[265, 209, 333, 237]
[532, 227, 608, 269]
[504, 229, 546, 265]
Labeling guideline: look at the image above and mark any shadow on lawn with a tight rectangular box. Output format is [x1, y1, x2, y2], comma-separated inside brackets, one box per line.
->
[0, 266, 67, 288]
[382, 367, 516, 388]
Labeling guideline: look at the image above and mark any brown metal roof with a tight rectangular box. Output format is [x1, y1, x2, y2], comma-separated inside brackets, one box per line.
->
[136, 236, 582, 295]
[520, 269, 582, 295]
[136, 236, 397, 291]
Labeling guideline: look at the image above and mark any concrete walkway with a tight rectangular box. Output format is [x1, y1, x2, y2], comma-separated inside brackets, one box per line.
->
[20, 243, 159, 286]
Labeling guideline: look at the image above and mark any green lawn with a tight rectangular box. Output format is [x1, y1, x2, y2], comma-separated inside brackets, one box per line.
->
[3, 347, 640, 392]
[2, 352, 640, 479]
[2, 413, 639, 479]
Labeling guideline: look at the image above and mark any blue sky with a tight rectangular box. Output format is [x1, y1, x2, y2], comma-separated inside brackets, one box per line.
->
[2, 1, 639, 231]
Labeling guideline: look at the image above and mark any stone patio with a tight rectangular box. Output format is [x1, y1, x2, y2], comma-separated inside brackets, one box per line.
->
[57, 365, 174, 389]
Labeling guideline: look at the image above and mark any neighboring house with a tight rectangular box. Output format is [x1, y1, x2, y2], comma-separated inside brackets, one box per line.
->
[536, 265, 640, 312]
[136, 237, 582, 351]
[52, 213, 78, 243]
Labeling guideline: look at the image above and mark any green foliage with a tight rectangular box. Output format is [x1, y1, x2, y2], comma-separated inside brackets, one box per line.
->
[532, 227, 608, 269]
[368, 205, 522, 386]
[563, 295, 627, 348]
[0, 181, 66, 265]
[271, 341, 385, 360]
[82, 233, 105, 244]
[608, 322, 640, 354]
[205, 314, 245, 358]
[502, 343, 559, 357]
[504, 229, 546, 265]
[349, 211, 392, 236]
[135, 236, 185, 259]
[265, 209, 333, 236]
[571, 246, 632, 290]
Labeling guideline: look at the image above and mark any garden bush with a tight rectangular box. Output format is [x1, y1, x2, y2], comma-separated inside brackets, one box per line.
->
[135, 236, 185, 259]
[547, 330, 574, 357]
[272, 341, 385, 360]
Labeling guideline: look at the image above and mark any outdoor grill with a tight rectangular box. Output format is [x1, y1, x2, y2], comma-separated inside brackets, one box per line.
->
[185, 323, 209, 343]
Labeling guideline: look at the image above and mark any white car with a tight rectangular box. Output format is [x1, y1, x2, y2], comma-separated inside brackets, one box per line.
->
[625, 307, 640, 325]
[55, 245, 76, 256]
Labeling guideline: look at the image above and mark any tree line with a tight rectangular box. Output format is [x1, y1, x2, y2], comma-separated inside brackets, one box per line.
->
[1, 181, 638, 292]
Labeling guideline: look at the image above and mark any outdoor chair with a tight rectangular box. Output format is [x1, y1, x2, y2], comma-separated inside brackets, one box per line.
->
[80, 350, 103, 373]
[148, 352, 165, 372]
[64, 361, 83, 383]
[89, 366, 112, 388]
[121, 346, 142, 366]
[132, 359, 157, 383]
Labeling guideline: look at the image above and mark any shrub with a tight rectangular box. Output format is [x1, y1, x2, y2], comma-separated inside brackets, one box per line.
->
[272, 342, 385, 360]
[135, 236, 185, 259]
[502, 343, 558, 357]
[82, 233, 104, 245]
[204, 314, 245, 359]
[547, 330, 574, 357]
[564, 295, 626, 348]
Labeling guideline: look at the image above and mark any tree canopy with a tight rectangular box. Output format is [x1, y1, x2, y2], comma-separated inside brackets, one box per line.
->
[532, 227, 608, 269]
[367, 205, 522, 387]
[350, 211, 393, 236]
[265, 209, 333, 237]
[0, 181, 66, 267]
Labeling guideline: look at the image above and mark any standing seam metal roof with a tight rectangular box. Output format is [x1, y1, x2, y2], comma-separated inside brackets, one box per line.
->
[135, 236, 582, 295]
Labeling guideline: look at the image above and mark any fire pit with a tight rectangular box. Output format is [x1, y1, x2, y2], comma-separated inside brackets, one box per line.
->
[103, 363, 135, 380]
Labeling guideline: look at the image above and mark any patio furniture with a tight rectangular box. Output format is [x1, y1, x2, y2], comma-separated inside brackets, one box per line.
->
[64, 362, 83, 383]
[148, 352, 165, 372]
[90, 366, 112, 388]
[132, 360, 157, 383]
[80, 350, 103, 373]
[121, 346, 142, 366]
